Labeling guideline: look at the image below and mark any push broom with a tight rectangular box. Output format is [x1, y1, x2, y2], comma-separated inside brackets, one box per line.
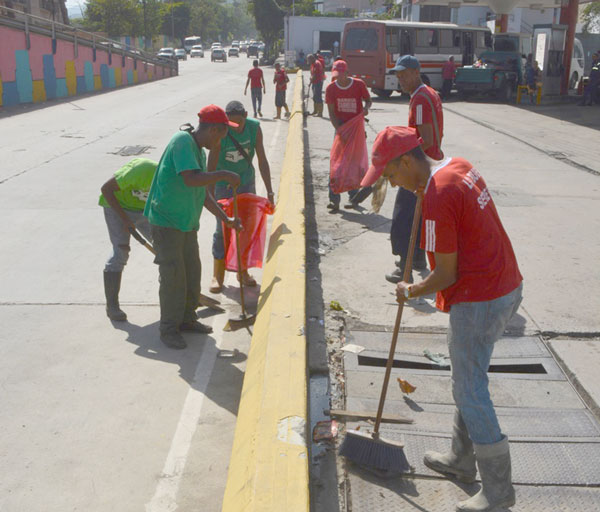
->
[338, 193, 423, 474]
[128, 227, 224, 312]
[224, 189, 256, 332]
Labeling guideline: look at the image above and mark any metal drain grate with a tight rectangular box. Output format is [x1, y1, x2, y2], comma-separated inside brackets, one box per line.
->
[110, 145, 153, 156]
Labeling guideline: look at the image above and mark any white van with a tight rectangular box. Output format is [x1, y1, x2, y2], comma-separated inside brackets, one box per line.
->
[570, 38, 585, 89]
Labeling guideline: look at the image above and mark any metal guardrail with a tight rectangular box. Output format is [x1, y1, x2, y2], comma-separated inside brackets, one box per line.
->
[0, 5, 177, 71]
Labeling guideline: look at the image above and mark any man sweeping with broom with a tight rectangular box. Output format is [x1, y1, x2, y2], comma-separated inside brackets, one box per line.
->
[356, 126, 523, 512]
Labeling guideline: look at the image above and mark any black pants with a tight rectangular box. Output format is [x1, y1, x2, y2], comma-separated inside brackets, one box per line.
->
[441, 79, 453, 99]
[390, 187, 424, 263]
[151, 225, 201, 335]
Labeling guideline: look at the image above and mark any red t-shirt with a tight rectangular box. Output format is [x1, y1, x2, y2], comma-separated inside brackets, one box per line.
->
[325, 78, 370, 123]
[311, 60, 324, 83]
[274, 69, 288, 91]
[248, 67, 263, 89]
[409, 84, 444, 160]
[421, 157, 522, 313]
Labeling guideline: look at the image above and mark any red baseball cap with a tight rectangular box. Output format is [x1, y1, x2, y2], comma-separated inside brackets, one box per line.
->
[198, 104, 238, 128]
[361, 126, 423, 187]
[332, 60, 348, 78]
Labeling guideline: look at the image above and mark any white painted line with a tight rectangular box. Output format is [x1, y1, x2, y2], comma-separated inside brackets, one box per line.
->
[145, 312, 228, 512]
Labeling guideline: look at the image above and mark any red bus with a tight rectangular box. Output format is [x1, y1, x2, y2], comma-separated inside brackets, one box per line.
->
[341, 20, 492, 97]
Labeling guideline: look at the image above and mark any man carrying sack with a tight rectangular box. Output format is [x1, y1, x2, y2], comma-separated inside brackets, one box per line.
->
[361, 126, 523, 512]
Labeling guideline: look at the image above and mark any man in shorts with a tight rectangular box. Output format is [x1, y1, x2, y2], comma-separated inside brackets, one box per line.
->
[273, 63, 290, 119]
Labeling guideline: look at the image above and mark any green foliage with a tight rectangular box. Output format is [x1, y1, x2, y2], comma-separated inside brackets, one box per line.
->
[581, 1, 600, 34]
[248, 0, 284, 48]
[83, 0, 141, 37]
[161, 2, 191, 43]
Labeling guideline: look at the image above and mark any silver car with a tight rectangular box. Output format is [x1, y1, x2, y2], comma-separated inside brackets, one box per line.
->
[190, 45, 204, 58]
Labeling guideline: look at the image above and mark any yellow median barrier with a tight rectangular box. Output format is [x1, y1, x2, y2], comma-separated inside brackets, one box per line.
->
[222, 71, 309, 512]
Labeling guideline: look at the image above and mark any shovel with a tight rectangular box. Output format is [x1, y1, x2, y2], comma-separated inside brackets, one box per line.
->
[223, 190, 256, 332]
[128, 226, 224, 312]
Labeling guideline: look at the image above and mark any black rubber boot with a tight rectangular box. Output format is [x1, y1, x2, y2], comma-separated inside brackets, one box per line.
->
[104, 271, 127, 321]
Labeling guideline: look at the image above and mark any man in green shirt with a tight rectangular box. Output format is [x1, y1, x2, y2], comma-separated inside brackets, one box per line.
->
[207, 100, 275, 293]
[100, 158, 157, 322]
[144, 104, 241, 349]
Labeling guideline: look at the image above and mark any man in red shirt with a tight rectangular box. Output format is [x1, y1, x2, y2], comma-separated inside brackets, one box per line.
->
[325, 59, 372, 210]
[386, 54, 444, 284]
[362, 126, 523, 512]
[308, 54, 325, 117]
[244, 59, 266, 118]
[441, 56, 457, 100]
[273, 63, 290, 119]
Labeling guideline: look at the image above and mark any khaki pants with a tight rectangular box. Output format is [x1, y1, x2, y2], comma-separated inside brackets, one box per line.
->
[151, 225, 201, 335]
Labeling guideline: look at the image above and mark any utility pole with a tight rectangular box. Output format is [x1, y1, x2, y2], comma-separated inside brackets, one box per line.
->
[142, 0, 148, 50]
[171, 0, 175, 46]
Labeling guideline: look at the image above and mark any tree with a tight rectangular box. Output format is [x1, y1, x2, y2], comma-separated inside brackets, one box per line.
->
[84, 0, 140, 37]
[161, 1, 191, 44]
[581, 1, 600, 34]
[248, 0, 284, 54]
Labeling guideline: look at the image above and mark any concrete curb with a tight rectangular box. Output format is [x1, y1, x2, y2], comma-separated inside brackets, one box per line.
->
[221, 71, 309, 512]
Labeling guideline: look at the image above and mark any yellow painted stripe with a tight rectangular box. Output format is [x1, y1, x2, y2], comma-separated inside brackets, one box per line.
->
[222, 71, 309, 512]
[115, 67, 122, 87]
[32, 80, 46, 103]
[65, 60, 77, 96]
[94, 75, 102, 90]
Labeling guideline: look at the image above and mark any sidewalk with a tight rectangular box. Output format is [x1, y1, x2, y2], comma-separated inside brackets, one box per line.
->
[304, 97, 600, 511]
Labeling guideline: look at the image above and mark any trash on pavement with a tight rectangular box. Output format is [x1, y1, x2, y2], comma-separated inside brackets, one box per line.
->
[398, 378, 417, 394]
[313, 420, 339, 441]
[424, 348, 450, 368]
[330, 300, 344, 311]
[341, 344, 365, 354]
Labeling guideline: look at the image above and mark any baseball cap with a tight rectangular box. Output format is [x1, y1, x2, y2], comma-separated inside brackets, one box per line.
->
[361, 126, 423, 187]
[391, 55, 420, 72]
[198, 104, 238, 127]
[332, 60, 348, 78]
[225, 100, 246, 115]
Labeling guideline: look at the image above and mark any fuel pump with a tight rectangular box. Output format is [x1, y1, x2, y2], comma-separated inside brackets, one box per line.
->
[532, 24, 567, 96]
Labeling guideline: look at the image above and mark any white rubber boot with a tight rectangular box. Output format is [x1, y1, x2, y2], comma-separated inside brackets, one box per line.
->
[456, 436, 515, 512]
[424, 410, 476, 483]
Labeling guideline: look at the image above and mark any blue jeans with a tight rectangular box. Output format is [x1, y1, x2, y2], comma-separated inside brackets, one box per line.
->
[103, 206, 152, 272]
[250, 88, 262, 114]
[448, 282, 523, 445]
[391, 187, 424, 262]
[212, 180, 256, 259]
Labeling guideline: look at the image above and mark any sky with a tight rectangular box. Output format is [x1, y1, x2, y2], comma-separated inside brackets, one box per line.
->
[65, 0, 86, 18]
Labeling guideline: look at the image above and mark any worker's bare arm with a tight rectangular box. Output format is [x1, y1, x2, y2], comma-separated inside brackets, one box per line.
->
[396, 251, 457, 301]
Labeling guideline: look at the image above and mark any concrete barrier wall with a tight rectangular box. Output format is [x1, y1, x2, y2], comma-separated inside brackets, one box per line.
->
[221, 71, 309, 512]
[0, 24, 176, 109]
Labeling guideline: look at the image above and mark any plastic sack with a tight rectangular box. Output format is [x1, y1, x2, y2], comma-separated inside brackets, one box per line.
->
[329, 113, 369, 194]
[218, 193, 275, 272]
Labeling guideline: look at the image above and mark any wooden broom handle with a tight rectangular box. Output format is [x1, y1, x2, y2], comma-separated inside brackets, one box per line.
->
[374, 193, 423, 435]
[232, 189, 247, 317]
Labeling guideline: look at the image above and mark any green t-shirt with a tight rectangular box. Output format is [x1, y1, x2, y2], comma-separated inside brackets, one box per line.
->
[216, 118, 259, 187]
[99, 158, 158, 211]
[144, 131, 207, 232]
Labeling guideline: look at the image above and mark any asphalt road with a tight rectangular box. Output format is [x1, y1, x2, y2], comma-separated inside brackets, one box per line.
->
[0, 54, 289, 512]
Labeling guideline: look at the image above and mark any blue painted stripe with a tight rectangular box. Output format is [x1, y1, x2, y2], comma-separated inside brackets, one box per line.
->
[109, 67, 116, 88]
[76, 76, 87, 94]
[56, 78, 68, 98]
[43, 54, 57, 100]
[15, 50, 33, 103]
[127, 69, 134, 85]
[2, 82, 20, 106]
[100, 63, 109, 89]
[84, 61, 94, 92]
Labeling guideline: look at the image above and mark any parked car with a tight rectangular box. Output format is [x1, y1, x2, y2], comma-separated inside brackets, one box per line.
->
[228, 47, 239, 57]
[174, 48, 187, 61]
[190, 45, 204, 58]
[455, 51, 523, 102]
[247, 44, 259, 58]
[157, 47, 175, 60]
[211, 48, 227, 62]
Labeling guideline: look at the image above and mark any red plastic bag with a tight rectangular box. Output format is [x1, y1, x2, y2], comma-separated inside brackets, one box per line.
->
[218, 193, 275, 272]
[329, 113, 369, 194]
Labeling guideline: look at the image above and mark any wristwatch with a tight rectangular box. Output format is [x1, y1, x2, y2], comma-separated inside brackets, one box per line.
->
[404, 285, 413, 300]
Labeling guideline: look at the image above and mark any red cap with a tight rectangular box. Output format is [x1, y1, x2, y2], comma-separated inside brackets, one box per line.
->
[332, 60, 347, 78]
[198, 104, 238, 128]
[361, 126, 423, 187]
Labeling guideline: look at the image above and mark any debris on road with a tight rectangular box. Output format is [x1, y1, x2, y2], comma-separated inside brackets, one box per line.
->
[312, 420, 339, 441]
[397, 378, 417, 394]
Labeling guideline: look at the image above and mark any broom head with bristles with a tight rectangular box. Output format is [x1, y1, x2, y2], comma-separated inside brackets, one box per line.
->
[339, 429, 412, 474]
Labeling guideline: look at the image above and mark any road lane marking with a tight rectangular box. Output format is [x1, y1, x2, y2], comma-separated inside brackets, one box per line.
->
[145, 312, 227, 512]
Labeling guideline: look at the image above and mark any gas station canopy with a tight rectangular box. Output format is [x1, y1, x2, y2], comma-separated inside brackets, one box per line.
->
[414, 0, 564, 15]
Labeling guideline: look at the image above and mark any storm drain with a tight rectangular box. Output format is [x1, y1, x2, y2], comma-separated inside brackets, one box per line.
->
[110, 145, 153, 156]
[342, 330, 600, 512]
